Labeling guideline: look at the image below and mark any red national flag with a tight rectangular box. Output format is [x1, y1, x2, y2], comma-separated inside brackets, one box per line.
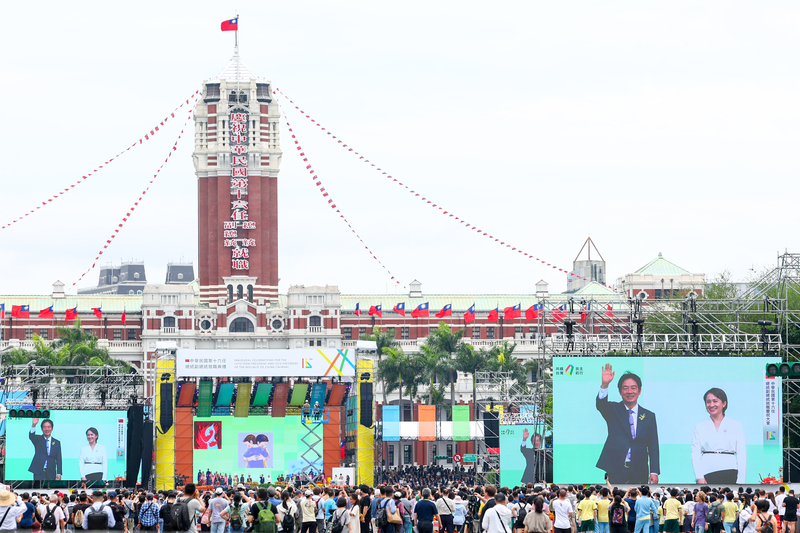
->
[92, 307, 103, 319]
[65, 307, 78, 321]
[368, 305, 382, 318]
[38, 306, 54, 319]
[121, 310, 127, 325]
[11, 305, 30, 319]
[435, 304, 452, 319]
[221, 18, 239, 31]
[504, 304, 521, 320]
[606, 304, 614, 318]
[487, 308, 499, 322]
[525, 304, 542, 321]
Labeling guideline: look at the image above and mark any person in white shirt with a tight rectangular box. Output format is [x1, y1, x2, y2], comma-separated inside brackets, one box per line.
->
[691, 388, 747, 484]
[553, 490, 574, 533]
[38, 495, 67, 533]
[483, 493, 513, 533]
[79, 427, 108, 481]
[0, 490, 26, 531]
[82, 491, 116, 530]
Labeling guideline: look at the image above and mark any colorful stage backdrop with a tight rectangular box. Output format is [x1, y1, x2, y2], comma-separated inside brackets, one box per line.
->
[193, 415, 323, 477]
[6, 410, 129, 481]
[553, 356, 782, 484]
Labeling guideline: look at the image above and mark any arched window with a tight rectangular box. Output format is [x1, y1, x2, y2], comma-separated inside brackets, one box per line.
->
[227, 285, 233, 303]
[309, 316, 322, 327]
[134, 272, 140, 279]
[163, 316, 176, 328]
[247, 285, 254, 303]
[237, 285, 244, 300]
[229, 317, 254, 333]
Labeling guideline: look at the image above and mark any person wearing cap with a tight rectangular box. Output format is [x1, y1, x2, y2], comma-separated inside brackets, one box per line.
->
[106, 491, 126, 531]
[0, 489, 26, 532]
[300, 490, 318, 533]
[137, 494, 159, 531]
[209, 488, 229, 533]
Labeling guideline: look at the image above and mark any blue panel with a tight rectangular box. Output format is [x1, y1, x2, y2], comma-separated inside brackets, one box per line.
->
[215, 383, 235, 406]
[383, 405, 401, 441]
[309, 383, 327, 407]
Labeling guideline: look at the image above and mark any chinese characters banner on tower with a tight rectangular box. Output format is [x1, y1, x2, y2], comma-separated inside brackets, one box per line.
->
[227, 110, 256, 271]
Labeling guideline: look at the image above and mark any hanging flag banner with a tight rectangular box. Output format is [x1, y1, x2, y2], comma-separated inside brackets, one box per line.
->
[1, 90, 201, 231]
[72, 105, 196, 287]
[176, 348, 357, 378]
[278, 99, 403, 288]
[275, 88, 618, 292]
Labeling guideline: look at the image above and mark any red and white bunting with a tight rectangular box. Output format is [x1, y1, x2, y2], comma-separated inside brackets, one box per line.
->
[2, 90, 202, 231]
[71, 106, 196, 288]
[274, 88, 618, 292]
[279, 102, 403, 288]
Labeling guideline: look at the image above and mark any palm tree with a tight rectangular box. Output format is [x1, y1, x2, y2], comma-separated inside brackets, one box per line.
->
[2, 348, 32, 366]
[455, 343, 491, 407]
[418, 345, 450, 405]
[425, 322, 465, 407]
[360, 326, 398, 404]
[377, 348, 406, 401]
[486, 341, 528, 388]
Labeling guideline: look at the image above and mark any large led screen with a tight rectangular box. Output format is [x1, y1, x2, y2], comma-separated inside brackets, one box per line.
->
[553, 356, 781, 484]
[499, 422, 552, 487]
[193, 415, 323, 478]
[6, 411, 128, 481]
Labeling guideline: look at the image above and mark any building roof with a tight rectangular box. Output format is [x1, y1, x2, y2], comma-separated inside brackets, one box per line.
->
[634, 252, 691, 276]
[568, 281, 617, 296]
[215, 48, 261, 82]
[0, 295, 142, 313]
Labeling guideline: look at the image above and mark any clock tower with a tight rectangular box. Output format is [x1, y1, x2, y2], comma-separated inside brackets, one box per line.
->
[193, 49, 282, 306]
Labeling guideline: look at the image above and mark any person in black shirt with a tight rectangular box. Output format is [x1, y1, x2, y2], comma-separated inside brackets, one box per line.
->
[160, 492, 176, 533]
[359, 486, 372, 533]
[479, 486, 497, 531]
[783, 492, 799, 533]
[414, 489, 440, 533]
[250, 488, 280, 532]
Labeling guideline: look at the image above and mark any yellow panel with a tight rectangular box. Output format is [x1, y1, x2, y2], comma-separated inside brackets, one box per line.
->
[155, 358, 176, 490]
[356, 359, 374, 487]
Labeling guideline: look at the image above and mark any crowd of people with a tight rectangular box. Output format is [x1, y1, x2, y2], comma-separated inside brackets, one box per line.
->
[379, 467, 478, 488]
[197, 471, 329, 489]
[0, 479, 793, 533]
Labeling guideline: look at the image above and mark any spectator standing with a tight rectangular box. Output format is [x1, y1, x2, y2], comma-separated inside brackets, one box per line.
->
[414, 489, 440, 533]
[82, 491, 114, 531]
[553, 490, 575, 533]
[137, 494, 160, 531]
[482, 493, 512, 533]
[0, 490, 26, 532]
[208, 489, 229, 533]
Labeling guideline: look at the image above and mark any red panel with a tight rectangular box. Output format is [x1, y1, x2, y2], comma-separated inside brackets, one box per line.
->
[175, 407, 194, 481]
[323, 407, 342, 480]
[177, 383, 196, 407]
[327, 384, 347, 406]
[272, 383, 289, 417]
[208, 105, 217, 114]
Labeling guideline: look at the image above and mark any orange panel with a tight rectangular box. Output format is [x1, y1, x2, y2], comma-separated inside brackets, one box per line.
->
[272, 383, 289, 417]
[175, 407, 194, 481]
[323, 407, 343, 480]
[419, 405, 436, 441]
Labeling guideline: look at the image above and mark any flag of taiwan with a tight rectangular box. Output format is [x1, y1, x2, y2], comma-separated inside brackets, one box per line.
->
[38, 306, 54, 319]
[504, 304, 521, 320]
[0, 303, 4, 319]
[393, 302, 405, 317]
[11, 305, 29, 318]
[92, 307, 103, 319]
[355, 303, 361, 317]
[435, 304, 452, 319]
[221, 18, 238, 31]
[368, 305, 382, 318]
[411, 302, 429, 318]
[487, 308, 499, 322]
[526, 303, 543, 321]
[65, 306, 78, 321]
[464, 304, 475, 324]
[121, 309, 127, 325]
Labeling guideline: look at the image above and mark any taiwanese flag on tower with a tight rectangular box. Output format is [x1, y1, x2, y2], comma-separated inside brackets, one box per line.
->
[435, 304, 452, 319]
[11, 305, 29, 318]
[526, 303, 543, 321]
[65, 306, 78, 321]
[38, 306, 54, 319]
[411, 302, 429, 318]
[487, 308, 499, 322]
[392, 302, 405, 317]
[92, 307, 103, 319]
[354, 303, 361, 317]
[368, 305, 382, 318]
[504, 304, 521, 320]
[464, 304, 475, 324]
[221, 18, 238, 31]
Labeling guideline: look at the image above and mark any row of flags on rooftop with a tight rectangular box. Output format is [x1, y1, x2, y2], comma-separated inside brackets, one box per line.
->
[0, 305, 123, 323]
[354, 302, 615, 323]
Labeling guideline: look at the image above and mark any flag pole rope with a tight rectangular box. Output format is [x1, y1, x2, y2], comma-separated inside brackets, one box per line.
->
[274, 88, 618, 292]
[278, 98, 404, 289]
[70, 104, 196, 289]
[1, 90, 201, 231]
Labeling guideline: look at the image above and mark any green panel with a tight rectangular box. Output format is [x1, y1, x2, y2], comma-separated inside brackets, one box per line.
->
[197, 381, 213, 417]
[253, 384, 272, 406]
[216, 383, 235, 406]
[452, 404, 470, 441]
[234, 383, 252, 417]
[290, 384, 309, 405]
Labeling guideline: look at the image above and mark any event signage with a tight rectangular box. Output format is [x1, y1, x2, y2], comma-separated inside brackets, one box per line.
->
[463, 454, 476, 463]
[552, 356, 782, 484]
[228, 110, 255, 271]
[176, 348, 357, 378]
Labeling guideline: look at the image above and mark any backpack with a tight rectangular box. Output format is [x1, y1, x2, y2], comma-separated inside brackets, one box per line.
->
[255, 502, 277, 533]
[708, 503, 722, 525]
[515, 503, 527, 527]
[375, 499, 389, 529]
[230, 504, 244, 530]
[200, 507, 212, 526]
[87, 504, 110, 530]
[42, 504, 58, 532]
[612, 506, 625, 525]
[330, 510, 346, 533]
[759, 514, 774, 533]
[73, 507, 85, 528]
[280, 504, 295, 532]
[170, 498, 193, 532]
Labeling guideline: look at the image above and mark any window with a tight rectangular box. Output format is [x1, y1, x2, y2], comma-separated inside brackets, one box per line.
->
[128, 329, 137, 340]
[515, 326, 523, 336]
[84, 328, 92, 336]
[25, 328, 33, 340]
[388, 445, 395, 467]
[237, 285, 244, 300]
[39, 329, 48, 340]
[137, 290, 142, 295]
[113, 329, 122, 340]
[472, 326, 481, 339]
[316, 339, 322, 347]
[256, 83, 271, 101]
[206, 83, 221, 100]
[227, 285, 233, 303]
[447, 444, 453, 464]
[247, 285, 253, 303]
[654, 289, 661, 299]
[309, 316, 322, 327]
[163, 316, 176, 328]
[403, 444, 412, 465]
[178, 273, 184, 280]
[129, 290, 135, 295]
[344, 328, 352, 340]
[306, 295, 323, 304]
[0, 328, 4, 341]
[359, 327, 366, 338]
[529, 326, 537, 334]
[487, 327, 495, 339]
[229, 317, 254, 333]
[401, 327, 409, 340]
[134, 272, 140, 279]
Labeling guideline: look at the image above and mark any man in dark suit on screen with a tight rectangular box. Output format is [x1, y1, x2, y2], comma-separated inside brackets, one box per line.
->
[596, 364, 659, 484]
[28, 418, 62, 481]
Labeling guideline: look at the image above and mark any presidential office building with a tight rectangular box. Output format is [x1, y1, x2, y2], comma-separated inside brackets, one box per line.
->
[0, 50, 705, 466]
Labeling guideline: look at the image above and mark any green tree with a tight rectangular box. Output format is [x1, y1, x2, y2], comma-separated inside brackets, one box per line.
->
[418, 345, 450, 405]
[424, 322, 465, 407]
[455, 344, 490, 408]
[359, 326, 399, 404]
[486, 341, 528, 388]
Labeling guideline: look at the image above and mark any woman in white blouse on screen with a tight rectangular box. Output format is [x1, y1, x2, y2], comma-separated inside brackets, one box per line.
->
[691, 387, 746, 484]
[79, 427, 108, 481]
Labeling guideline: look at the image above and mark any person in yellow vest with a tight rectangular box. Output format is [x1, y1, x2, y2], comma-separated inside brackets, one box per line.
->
[663, 490, 684, 533]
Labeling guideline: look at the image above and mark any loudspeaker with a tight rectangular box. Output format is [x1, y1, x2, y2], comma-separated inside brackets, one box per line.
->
[160, 382, 173, 433]
[125, 405, 144, 488]
[141, 420, 154, 489]
[359, 382, 373, 428]
[484, 410, 499, 449]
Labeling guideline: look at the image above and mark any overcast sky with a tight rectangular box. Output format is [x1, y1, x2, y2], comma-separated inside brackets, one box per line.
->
[1, 1, 798, 297]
